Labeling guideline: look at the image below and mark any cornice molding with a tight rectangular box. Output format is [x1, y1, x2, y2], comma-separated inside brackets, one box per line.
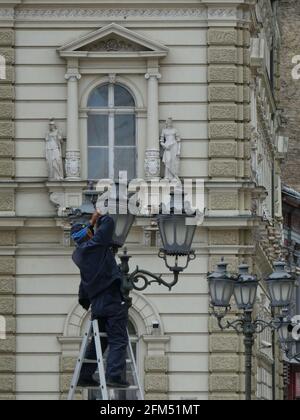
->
[0, 6, 255, 23]
[0, 6, 249, 21]
[0, 8, 14, 19]
[12, 7, 208, 20]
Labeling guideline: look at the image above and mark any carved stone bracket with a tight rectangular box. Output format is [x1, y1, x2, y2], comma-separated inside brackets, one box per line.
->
[47, 182, 86, 217]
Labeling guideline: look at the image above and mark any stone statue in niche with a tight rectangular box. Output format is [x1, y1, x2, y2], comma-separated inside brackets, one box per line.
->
[45, 118, 64, 181]
[160, 117, 181, 181]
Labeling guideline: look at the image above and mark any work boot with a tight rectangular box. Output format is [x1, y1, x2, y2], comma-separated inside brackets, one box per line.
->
[106, 376, 130, 388]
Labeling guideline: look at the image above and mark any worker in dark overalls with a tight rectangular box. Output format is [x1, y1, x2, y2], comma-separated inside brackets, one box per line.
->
[71, 211, 129, 388]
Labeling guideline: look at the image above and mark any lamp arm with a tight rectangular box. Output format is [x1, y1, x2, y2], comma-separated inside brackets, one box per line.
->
[211, 308, 244, 333]
[221, 318, 245, 333]
[285, 349, 300, 363]
[253, 314, 293, 334]
[252, 318, 278, 334]
[128, 266, 178, 291]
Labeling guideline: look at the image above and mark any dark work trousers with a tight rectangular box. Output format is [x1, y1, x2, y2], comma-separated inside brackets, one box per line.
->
[80, 284, 129, 380]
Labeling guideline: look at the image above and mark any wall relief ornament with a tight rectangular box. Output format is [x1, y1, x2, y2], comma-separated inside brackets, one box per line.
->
[49, 192, 65, 217]
[15, 8, 207, 20]
[0, 9, 14, 19]
[65, 151, 81, 180]
[145, 150, 160, 180]
[78, 36, 147, 52]
[208, 8, 236, 18]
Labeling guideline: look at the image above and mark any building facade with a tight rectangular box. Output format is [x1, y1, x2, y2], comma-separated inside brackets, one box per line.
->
[282, 186, 300, 401]
[278, 0, 300, 192]
[278, 1, 300, 400]
[0, 0, 286, 400]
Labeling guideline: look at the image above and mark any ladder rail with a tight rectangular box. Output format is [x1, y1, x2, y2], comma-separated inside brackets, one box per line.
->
[67, 320, 93, 401]
[127, 329, 144, 400]
[92, 320, 109, 400]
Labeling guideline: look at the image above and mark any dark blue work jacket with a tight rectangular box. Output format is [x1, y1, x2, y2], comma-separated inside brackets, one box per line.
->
[72, 215, 121, 301]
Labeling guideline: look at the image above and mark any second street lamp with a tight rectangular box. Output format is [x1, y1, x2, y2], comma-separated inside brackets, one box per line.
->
[234, 264, 258, 311]
[265, 262, 295, 307]
[207, 259, 235, 308]
[208, 259, 298, 400]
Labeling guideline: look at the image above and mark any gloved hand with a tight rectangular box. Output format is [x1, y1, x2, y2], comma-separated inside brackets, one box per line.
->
[90, 210, 102, 227]
[79, 298, 90, 311]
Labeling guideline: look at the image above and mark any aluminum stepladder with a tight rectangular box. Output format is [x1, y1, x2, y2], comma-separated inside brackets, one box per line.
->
[67, 319, 144, 400]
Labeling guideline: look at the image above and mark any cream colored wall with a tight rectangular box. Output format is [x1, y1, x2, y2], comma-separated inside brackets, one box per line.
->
[14, 14, 210, 399]
[14, 25, 208, 181]
[15, 228, 209, 399]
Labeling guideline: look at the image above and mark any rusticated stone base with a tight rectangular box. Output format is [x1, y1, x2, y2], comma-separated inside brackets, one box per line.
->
[0, 230, 16, 400]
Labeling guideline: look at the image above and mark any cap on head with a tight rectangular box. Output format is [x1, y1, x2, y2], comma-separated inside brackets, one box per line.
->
[71, 223, 94, 245]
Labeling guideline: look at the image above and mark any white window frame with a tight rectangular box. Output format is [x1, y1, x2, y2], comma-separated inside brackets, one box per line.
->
[87, 83, 137, 181]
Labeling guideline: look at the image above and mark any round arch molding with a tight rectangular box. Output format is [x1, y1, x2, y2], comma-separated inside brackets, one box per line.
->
[80, 75, 145, 109]
[62, 290, 164, 338]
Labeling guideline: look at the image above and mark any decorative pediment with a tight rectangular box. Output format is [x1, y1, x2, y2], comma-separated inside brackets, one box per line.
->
[58, 23, 168, 58]
[77, 34, 149, 53]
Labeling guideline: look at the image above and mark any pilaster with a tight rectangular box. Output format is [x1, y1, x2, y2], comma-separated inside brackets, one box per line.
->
[144, 59, 161, 180]
[65, 60, 81, 180]
[0, 8, 16, 400]
[0, 232, 16, 399]
[143, 335, 170, 400]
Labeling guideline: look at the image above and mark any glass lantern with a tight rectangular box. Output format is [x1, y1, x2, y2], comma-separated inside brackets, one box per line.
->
[233, 264, 258, 310]
[207, 259, 236, 307]
[265, 262, 295, 307]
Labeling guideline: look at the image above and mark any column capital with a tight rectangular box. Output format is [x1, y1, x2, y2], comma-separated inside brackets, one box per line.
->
[65, 72, 81, 82]
[145, 72, 161, 81]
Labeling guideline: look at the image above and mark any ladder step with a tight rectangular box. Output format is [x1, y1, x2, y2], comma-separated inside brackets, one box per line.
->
[77, 385, 139, 391]
[109, 386, 139, 391]
[93, 332, 137, 342]
[82, 359, 132, 364]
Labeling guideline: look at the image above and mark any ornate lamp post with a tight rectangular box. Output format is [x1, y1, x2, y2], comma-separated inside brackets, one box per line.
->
[112, 194, 197, 307]
[208, 259, 297, 400]
[66, 185, 197, 307]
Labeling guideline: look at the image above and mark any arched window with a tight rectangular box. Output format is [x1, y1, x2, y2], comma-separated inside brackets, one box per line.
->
[87, 83, 137, 180]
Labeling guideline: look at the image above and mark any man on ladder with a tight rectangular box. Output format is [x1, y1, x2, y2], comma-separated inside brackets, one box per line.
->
[71, 210, 129, 389]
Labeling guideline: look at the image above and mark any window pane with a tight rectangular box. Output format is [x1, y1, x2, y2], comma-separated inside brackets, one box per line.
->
[114, 148, 136, 180]
[88, 148, 108, 180]
[88, 85, 108, 107]
[114, 85, 135, 107]
[88, 115, 108, 146]
[115, 114, 135, 146]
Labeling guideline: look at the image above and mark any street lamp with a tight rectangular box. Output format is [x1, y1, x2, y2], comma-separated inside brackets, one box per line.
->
[234, 264, 258, 310]
[265, 262, 295, 308]
[208, 259, 297, 400]
[117, 193, 197, 305]
[207, 259, 235, 307]
[157, 213, 196, 256]
[67, 185, 197, 306]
